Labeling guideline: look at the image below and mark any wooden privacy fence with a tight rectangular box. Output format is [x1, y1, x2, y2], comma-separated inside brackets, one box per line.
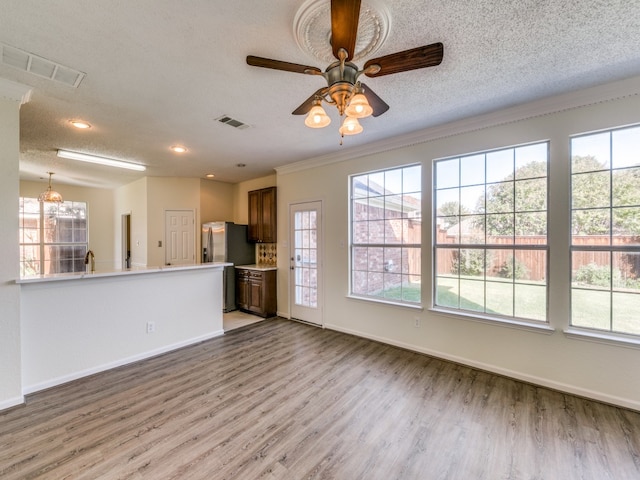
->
[436, 229, 640, 281]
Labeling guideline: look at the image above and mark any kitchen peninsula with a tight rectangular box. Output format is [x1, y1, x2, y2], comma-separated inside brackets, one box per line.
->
[18, 263, 229, 395]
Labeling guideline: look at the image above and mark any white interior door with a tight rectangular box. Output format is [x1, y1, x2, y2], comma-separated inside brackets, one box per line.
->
[290, 201, 322, 325]
[165, 210, 195, 266]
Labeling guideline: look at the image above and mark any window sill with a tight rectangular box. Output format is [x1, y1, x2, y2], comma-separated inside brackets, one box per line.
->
[564, 327, 640, 350]
[429, 307, 555, 335]
[347, 294, 423, 311]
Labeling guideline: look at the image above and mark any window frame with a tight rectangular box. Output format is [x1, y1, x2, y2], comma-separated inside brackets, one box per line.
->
[569, 124, 640, 337]
[432, 141, 550, 325]
[349, 164, 422, 307]
[19, 197, 89, 276]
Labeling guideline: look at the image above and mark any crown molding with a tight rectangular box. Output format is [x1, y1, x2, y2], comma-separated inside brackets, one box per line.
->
[0, 77, 32, 105]
[276, 75, 640, 176]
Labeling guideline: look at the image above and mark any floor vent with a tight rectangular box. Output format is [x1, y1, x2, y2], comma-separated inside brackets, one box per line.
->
[216, 115, 250, 129]
[1, 44, 86, 88]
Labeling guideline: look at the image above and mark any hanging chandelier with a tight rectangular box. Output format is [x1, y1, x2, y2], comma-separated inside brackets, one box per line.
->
[38, 172, 63, 203]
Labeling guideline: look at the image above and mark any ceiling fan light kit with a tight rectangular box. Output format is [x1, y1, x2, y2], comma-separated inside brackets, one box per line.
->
[247, 0, 443, 141]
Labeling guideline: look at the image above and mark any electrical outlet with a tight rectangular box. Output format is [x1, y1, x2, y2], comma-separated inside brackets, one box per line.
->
[146, 321, 156, 334]
[414, 316, 421, 328]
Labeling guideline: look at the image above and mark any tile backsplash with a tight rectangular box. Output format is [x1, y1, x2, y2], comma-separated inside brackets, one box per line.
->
[257, 243, 277, 266]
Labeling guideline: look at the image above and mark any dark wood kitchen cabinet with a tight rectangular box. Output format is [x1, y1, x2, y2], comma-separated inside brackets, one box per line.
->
[236, 268, 276, 318]
[248, 187, 277, 243]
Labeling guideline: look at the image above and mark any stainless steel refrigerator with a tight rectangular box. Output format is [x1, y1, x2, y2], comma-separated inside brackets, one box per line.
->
[202, 222, 255, 312]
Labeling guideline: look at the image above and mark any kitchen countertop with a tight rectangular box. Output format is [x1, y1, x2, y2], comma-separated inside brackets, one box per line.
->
[235, 264, 278, 271]
[17, 262, 231, 284]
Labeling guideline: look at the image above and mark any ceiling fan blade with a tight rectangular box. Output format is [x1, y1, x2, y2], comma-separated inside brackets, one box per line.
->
[246, 55, 322, 75]
[359, 83, 389, 117]
[363, 42, 443, 77]
[331, 0, 361, 61]
[292, 88, 329, 115]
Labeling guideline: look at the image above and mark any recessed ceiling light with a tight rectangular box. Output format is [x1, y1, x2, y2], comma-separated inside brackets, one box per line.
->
[70, 120, 91, 129]
[170, 145, 187, 153]
[205, 174, 215, 178]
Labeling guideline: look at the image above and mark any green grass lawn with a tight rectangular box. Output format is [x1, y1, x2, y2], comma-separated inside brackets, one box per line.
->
[379, 284, 421, 303]
[571, 288, 640, 335]
[431, 275, 640, 335]
[378, 276, 640, 335]
[435, 275, 546, 321]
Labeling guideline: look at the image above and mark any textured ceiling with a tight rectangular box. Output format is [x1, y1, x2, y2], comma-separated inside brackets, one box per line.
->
[1, 0, 640, 188]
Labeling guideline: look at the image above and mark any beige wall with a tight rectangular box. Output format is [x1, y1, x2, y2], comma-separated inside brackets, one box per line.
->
[20, 181, 116, 271]
[200, 178, 235, 223]
[115, 177, 148, 268]
[275, 79, 640, 410]
[146, 177, 201, 267]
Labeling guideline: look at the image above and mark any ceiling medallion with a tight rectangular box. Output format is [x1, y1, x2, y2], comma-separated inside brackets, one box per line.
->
[294, 0, 390, 64]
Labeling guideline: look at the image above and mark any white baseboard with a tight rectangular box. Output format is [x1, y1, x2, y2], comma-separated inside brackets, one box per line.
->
[22, 330, 225, 396]
[0, 395, 25, 412]
[325, 322, 640, 412]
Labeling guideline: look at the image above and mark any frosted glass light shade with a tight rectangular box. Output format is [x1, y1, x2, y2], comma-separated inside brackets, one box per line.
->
[304, 105, 331, 128]
[339, 116, 363, 135]
[345, 93, 373, 118]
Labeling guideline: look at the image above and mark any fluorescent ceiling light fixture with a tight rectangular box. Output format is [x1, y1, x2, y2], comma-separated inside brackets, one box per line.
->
[57, 150, 146, 171]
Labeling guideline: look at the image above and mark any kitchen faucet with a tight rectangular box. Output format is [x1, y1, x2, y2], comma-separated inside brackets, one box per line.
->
[84, 250, 95, 272]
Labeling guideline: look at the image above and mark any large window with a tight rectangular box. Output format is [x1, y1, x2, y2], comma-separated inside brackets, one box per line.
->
[350, 165, 422, 304]
[570, 125, 640, 336]
[434, 142, 548, 321]
[19, 197, 88, 276]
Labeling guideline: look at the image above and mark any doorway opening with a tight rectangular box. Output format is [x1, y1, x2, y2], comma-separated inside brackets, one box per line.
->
[121, 213, 131, 269]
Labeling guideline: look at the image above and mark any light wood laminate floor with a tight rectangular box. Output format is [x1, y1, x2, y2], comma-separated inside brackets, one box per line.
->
[1, 318, 639, 479]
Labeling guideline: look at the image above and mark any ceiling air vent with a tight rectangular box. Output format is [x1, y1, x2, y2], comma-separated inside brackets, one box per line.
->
[1, 44, 86, 88]
[215, 115, 250, 130]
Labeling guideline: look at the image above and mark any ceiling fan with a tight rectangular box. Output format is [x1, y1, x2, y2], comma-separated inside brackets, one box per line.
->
[246, 0, 443, 138]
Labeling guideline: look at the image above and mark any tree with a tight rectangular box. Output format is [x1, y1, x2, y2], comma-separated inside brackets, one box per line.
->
[572, 155, 640, 236]
[571, 155, 609, 235]
[465, 155, 640, 239]
[437, 201, 470, 229]
[612, 167, 640, 236]
[478, 160, 547, 236]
